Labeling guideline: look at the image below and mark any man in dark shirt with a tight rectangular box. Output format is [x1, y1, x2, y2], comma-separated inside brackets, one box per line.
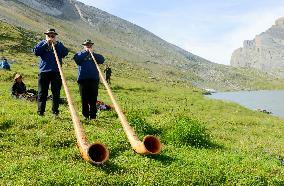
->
[33, 29, 69, 116]
[11, 74, 26, 98]
[104, 65, 112, 84]
[73, 39, 105, 120]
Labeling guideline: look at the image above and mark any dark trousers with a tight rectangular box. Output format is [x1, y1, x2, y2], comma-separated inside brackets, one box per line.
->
[38, 72, 62, 114]
[78, 79, 99, 119]
[105, 75, 111, 84]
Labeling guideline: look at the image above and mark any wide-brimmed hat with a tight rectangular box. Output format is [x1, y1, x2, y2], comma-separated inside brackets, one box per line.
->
[14, 73, 22, 80]
[44, 28, 58, 35]
[82, 39, 94, 46]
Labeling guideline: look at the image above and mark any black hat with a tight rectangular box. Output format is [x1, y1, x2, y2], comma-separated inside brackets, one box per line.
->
[44, 28, 58, 35]
[82, 39, 94, 46]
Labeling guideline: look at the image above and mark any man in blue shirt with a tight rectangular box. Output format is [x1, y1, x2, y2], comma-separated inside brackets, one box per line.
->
[0, 58, 11, 70]
[73, 39, 105, 120]
[33, 29, 69, 116]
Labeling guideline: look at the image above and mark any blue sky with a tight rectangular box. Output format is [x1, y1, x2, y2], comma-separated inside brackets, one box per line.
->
[78, 0, 284, 65]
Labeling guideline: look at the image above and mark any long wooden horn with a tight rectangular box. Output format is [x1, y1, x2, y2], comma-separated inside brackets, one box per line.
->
[89, 51, 161, 155]
[51, 43, 109, 164]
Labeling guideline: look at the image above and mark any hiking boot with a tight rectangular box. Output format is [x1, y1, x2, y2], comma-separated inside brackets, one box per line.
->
[38, 112, 44, 116]
[90, 116, 96, 120]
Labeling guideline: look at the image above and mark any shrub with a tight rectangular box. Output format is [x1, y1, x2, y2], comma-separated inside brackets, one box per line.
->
[127, 112, 161, 137]
[166, 116, 212, 148]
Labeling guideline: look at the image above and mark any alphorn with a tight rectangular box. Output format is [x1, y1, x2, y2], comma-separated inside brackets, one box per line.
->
[89, 51, 161, 155]
[51, 43, 109, 164]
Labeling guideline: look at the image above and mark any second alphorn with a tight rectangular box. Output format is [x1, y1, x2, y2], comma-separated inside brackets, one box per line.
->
[89, 51, 161, 155]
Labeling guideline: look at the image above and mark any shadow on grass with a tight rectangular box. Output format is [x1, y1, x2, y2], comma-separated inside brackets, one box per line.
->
[99, 162, 128, 175]
[71, 152, 82, 161]
[195, 141, 223, 150]
[0, 144, 11, 150]
[148, 153, 176, 166]
[99, 111, 119, 120]
[163, 139, 223, 150]
[70, 148, 128, 174]
[111, 85, 156, 93]
[110, 145, 129, 158]
[0, 120, 14, 130]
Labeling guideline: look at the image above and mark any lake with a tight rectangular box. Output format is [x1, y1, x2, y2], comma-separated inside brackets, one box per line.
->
[206, 90, 284, 119]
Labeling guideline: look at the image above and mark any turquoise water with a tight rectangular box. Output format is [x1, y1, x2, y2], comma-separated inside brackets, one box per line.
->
[206, 90, 284, 119]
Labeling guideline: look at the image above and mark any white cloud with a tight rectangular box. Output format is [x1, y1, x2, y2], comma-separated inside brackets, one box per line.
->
[182, 6, 284, 65]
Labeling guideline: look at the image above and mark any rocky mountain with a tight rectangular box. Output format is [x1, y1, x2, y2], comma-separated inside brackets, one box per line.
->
[1, 0, 284, 90]
[1, 0, 203, 66]
[231, 17, 284, 77]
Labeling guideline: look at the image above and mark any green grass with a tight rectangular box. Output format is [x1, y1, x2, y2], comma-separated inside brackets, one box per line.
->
[1, 20, 284, 185]
[1, 52, 284, 185]
[164, 116, 213, 148]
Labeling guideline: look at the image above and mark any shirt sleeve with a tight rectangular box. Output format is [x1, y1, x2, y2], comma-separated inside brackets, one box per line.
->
[73, 51, 88, 65]
[56, 42, 69, 58]
[11, 83, 17, 95]
[33, 40, 48, 56]
[94, 53, 105, 64]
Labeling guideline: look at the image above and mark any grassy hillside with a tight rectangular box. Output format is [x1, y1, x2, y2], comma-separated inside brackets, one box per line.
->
[1, 21, 284, 185]
[1, 0, 284, 91]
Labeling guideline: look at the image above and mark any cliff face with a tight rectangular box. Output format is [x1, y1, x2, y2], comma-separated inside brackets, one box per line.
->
[231, 17, 284, 76]
[14, 0, 79, 19]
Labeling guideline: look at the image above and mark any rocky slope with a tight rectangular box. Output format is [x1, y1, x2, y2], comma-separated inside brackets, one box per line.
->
[1, 0, 201, 66]
[231, 17, 284, 77]
[1, 0, 284, 90]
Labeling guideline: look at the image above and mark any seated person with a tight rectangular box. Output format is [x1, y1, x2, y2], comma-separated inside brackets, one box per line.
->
[0, 58, 11, 70]
[96, 100, 114, 111]
[11, 74, 26, 98]
[11, 74, 38, 101]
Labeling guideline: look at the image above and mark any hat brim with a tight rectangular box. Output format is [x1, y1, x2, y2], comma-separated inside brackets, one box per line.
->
[14, 75, 22, 80]
[82, 42, 94, 46]
[44, 32, 58, 35]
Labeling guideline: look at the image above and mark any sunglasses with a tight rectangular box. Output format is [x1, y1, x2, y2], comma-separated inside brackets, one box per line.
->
[47, 35, 56, 38]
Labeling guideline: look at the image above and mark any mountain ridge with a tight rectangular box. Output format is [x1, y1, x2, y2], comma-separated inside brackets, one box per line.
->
[1, 0, 284, 90]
